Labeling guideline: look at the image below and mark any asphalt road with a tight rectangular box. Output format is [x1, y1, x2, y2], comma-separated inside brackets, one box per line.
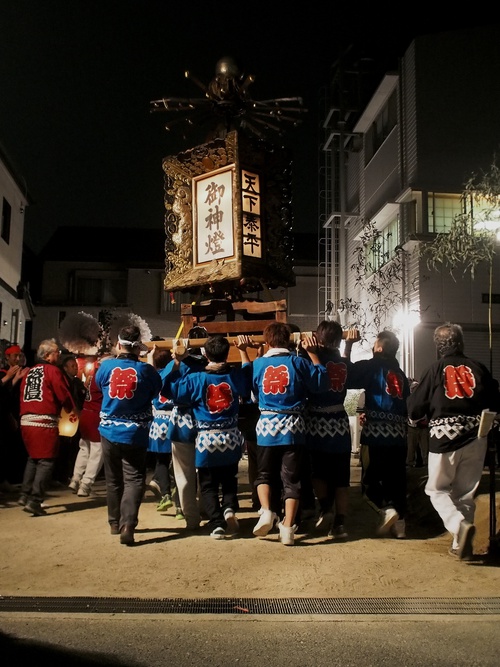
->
[2, 614, 500, 667]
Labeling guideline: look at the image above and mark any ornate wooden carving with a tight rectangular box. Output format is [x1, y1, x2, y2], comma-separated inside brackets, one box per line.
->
[162, 130, 295, 294]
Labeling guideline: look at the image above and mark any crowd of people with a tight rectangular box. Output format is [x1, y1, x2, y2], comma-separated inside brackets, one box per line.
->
[1, 319, 499, 560]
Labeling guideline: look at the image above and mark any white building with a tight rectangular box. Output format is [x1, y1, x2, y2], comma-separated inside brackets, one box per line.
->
[0, 144, 32, 353]
[320, 25, 500, 380]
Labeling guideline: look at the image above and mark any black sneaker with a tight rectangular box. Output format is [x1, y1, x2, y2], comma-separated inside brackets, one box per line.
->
[17, 494, 28, 506]
[329, 524, 349, 540]
[23, 500, 47, 516]
[315, 511, 334, 532]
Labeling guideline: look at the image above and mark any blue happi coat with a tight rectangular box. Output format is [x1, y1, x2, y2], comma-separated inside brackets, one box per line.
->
[95, 354, 162, 447]
[306, 348, 353, 454]
[170, 363, 252, 467]
[252, 350, 330, 446]
[348, 354, 410, 447]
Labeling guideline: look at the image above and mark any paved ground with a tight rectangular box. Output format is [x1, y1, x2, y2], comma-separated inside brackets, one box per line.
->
[1, 457, 500, 666]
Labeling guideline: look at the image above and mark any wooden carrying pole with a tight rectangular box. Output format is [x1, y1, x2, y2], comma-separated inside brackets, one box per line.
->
[148, 298, 357, 363]
[144, 330, 358, 363]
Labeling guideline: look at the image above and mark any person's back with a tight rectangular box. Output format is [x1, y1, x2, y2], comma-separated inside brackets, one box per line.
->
[68, 354, 109, 497]
[96, 346, 161, 447]
[348, 330, 410, 445]
[252, 325, 330, 446]
[94, 324, 162, 545]
[169, 334, 253, 538]
[306, 320, 354, 539]
[171, 335, 252, 468]
[408, 322, 500, 560]
[346, 330, 410, 538]
[408, 338, 500, 452]
[251, 322, 329, 546]
[19, 339, 75, 516]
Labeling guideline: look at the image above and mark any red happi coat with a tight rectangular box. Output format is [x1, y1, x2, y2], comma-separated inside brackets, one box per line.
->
[79, 373, 103, 442]
[20, 361, 75, 458]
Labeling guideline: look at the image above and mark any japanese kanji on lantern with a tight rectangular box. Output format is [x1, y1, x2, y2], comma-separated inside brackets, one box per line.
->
[162, 130, 296, 294]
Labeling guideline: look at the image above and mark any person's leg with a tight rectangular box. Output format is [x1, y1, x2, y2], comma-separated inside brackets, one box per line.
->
[245, 439, 259, 509]
[331, 451, 351, 536]
[451, 437, 488, 525]
[311, 450, 333, 514]
[101, 437, 123, 530]
[425, 450, 463, 536]
[171, 440, 199, 529]
[168, 458, 183, 517]
[21, 457, 37, 497]
[254, 445, 278, 511]
[280, 446, 302, 528]
[253, 445, 280, 536]
[220, 461, 239, 514]
[419, 429, 429, 466]
[406, 428, 417, 466]
[120, 444, 147, 529]
[81, 440, 104, 487]
[297, 448, 316, 521]
[219, 461, 239, 533]
[31, 458, 56, 504]
[311, 450, 335, 532]
[71, 438, 89, 484]
[198, 466, 223, 529]
[380, 446, 407, 519]
[152, 452, 171, 495]
[362, 446, 385, 511]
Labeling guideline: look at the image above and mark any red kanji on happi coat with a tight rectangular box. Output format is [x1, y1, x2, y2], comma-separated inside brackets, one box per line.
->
[206, 382, 233, 413]
[385, 370, 404, 399]
[443, 364, 476, 399]
[326, 361, 347, 392]
[262, 365, 289, 395]
[109, 367, 138, 400]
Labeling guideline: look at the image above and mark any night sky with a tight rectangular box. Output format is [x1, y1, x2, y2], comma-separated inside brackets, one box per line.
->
[0, 2, 494, 254]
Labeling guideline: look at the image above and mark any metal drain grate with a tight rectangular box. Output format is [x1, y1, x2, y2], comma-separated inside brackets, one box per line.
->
[1, 596, 500, 615]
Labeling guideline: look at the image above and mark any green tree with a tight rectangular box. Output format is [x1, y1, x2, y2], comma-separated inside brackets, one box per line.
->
[422, 155, 500, 371]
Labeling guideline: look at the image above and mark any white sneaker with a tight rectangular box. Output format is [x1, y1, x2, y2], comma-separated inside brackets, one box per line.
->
[223, 508, 240, 534]
[148, 479, 162, 500]
[278, 522, 297, 546]
[377, 507, 399, 535]
[68, 479, 79, 493]
[77, 483, 91, 497]
[253, 509, 277, 536]
[392, 519, 406, 539]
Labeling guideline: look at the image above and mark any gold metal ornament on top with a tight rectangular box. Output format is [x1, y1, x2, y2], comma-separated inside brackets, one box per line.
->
[162, 130, 296, 295]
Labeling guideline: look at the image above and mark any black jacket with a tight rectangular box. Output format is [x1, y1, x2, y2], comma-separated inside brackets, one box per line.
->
[407, 352, 500, 453]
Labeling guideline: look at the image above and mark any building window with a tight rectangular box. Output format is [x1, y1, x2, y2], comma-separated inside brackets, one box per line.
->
[72, 270, 127, 306]
[428, 193, 463, 233]
[1, 198, 11, 244]
[365, 217, 399, 273]
[428, 192, 498, 233]
[365, 90, 397, 164]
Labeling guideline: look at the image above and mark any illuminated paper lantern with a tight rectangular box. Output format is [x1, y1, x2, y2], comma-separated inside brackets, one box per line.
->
[162, 130, 295, 293]
[59, 408, 79, 437]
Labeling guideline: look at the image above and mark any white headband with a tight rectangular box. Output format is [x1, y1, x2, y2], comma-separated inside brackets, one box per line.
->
[118, 336, 140, 347]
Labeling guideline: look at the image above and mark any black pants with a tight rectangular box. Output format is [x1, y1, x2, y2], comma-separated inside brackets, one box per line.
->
[255, 444, 303, 516]
[21, 457, 55, 504]
[102, 437, 147, 531]
[362, 445, 407, 518]
[197, 462, 238, 530]
[151, 452, 173, 496]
